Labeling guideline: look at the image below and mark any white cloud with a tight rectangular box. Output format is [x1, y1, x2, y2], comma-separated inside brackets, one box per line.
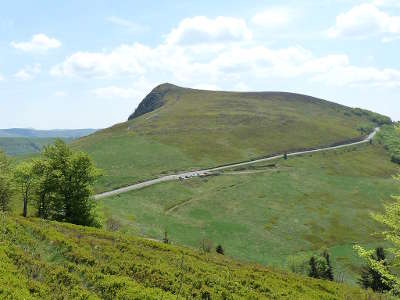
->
[312, 66, 400, 87]
[0, 74, 4, 81]
[54, 91, 67, 97]
[14, 64, 41, 80]
[166, 16, 252, 45]
[51, 15, 400, 89]
[327, 4, 400, 39]
[373, 0, 400, 7]
[51, 43, 151, 78]
[11, 34, 61, 52]
[251, 8, 291, 28]
[107, 16, 147, 32]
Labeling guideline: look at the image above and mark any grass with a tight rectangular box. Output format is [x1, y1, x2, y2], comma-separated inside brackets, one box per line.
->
[74, 84, 383, 192]
[0, 213, 384, 299]
[98, 143, 400, 284]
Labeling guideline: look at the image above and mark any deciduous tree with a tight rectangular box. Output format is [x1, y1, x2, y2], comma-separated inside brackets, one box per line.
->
[14, 161, 35, 217]
[0, 151, 13, 212]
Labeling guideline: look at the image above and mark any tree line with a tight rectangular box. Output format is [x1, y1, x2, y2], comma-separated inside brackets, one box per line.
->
[0, 140, 100, 226]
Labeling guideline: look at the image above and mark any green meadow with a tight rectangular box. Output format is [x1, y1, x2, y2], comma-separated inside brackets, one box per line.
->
[98, 142, 399, 284]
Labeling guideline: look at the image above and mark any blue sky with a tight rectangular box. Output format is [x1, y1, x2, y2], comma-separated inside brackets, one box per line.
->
[1, 0, 400, 129]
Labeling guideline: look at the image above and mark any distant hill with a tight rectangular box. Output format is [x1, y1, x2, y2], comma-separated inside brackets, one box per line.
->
[0, 128, 97, 156]
[75, 83, 390, 192]
[0, 137, 73, 156]
[0, 128, 97, 138]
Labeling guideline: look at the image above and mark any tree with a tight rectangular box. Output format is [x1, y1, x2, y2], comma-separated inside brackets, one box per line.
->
[216, 244, 224, 255]
[354, 191, 400, 295]
[358, 247, 392, 292]
[284, 153, 288, 160]
[308, 256, 318, 278]
[354, 176, 400, 294]
[0, 151, 13, 212]
[308, 252, 334, 281]
[14, 161, 35, 217]
[322, 251, 334, 281]
[33, 140, 101, 226]
[32, 159, 56, 219]
[62, 151, 100, 226]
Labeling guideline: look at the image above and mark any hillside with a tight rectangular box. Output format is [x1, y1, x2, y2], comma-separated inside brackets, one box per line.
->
[98, 141, 399, 284]
[0, 128, 97, 156]
[0, 137, 73, 156]
[0, 214, 381, 299]
[75, 83, 390, 192]
[0, 128, 97, 138]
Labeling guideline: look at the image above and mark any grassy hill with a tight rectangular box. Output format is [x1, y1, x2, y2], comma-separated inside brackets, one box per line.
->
[0, 214, 382, 299]
[75, 83, 388, 192]
[98, 142, 399, 284]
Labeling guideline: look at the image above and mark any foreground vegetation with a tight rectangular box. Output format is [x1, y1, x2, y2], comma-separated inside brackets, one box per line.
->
[355, 175, 400, 295]
[98, 143, 399, 284]
[75, 83, 389, 192]
[0, 214, 383, 299]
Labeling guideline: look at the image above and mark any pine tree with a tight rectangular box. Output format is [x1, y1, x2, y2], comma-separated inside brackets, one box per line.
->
[308, 256, 318, 278]
[322, 251, 334, 281]
[358, 247, 391, 292]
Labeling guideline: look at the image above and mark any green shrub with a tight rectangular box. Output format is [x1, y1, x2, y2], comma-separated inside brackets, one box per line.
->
[376, 124, 400, 163]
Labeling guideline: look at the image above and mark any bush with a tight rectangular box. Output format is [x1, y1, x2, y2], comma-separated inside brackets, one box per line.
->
[308, 251, 334, 281]
[376, 124, 400, 164]
[216, 244, 224, 255]
[352, 108, 392, 125]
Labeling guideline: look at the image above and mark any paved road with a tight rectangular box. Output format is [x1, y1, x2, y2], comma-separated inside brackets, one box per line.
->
[94, 128, 379, 200]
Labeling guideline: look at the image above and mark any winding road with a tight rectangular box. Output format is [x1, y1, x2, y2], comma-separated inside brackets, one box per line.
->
[94, 128, 379, 200]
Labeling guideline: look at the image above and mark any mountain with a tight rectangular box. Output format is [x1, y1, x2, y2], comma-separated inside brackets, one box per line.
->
[75, 83, 390, 192]
[0, 128, 97, 138]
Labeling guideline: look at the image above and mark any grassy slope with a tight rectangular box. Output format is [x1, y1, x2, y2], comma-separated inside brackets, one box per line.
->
[0, 214, 382, 299]
[98, 143, 399, 284]
[75, 84, 378, 192]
